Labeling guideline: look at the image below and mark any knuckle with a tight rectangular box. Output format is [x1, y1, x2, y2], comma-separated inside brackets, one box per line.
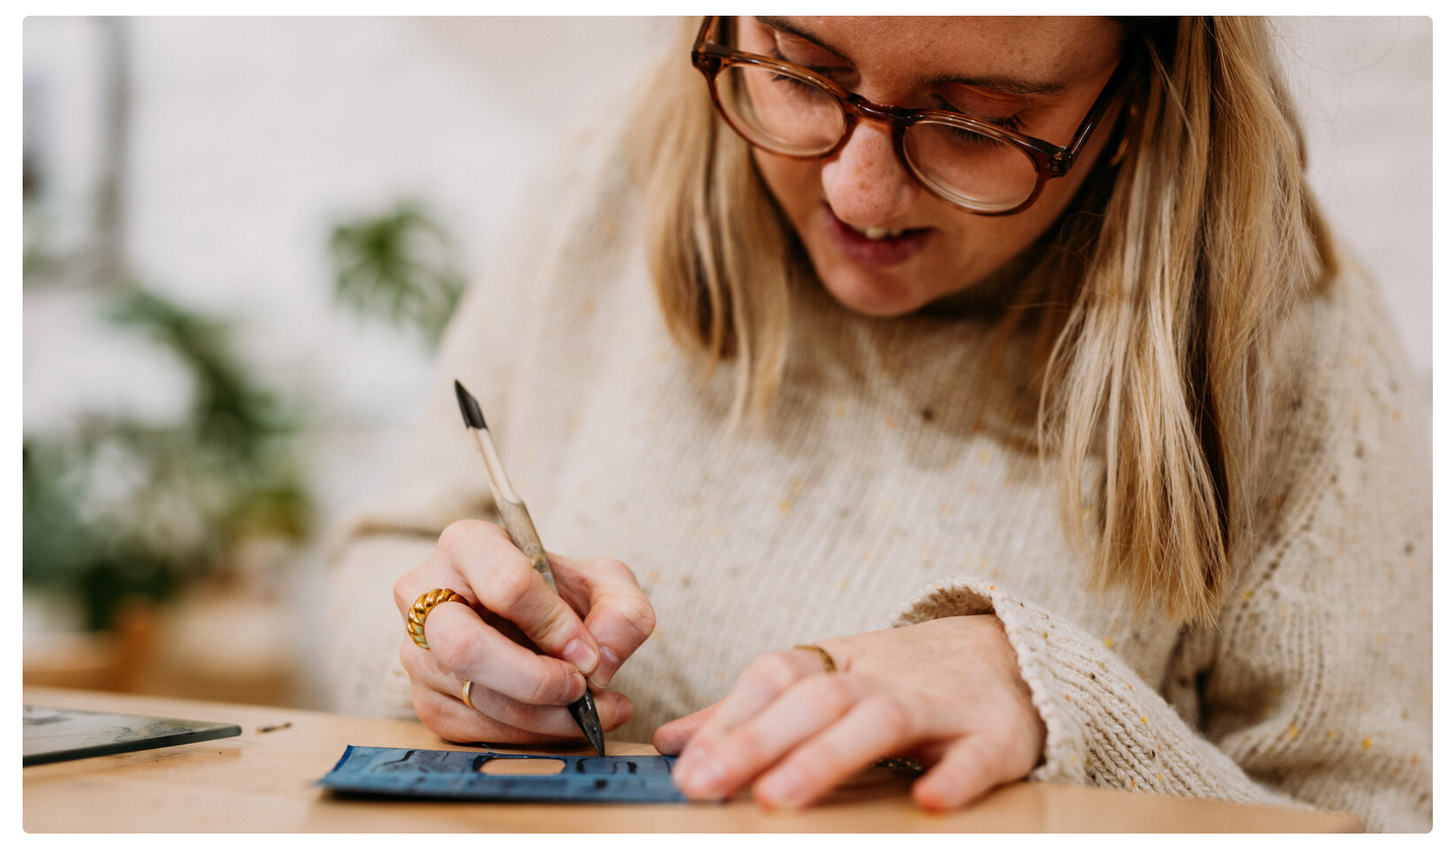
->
[862, 694, 914, 738]
[438, 625, 487, 673]
[530, 620, 570, 652]
[434, 522, 464, 555]
[529, 602, 581, 647]
[486, 557, 538, 612]
[398, 640, 426, 672]
[804, 675, 855, 719]
[978, 738, 1011, 775]
[748, 651, 805, 692]
[791, 742, 844, 784]
[411, 689, 449, 726]
[392, 578, 414, 614]
[989, 725, 1030, 774]
[616, 595, 657, 639]
[489, 693, 540, 730]
[602, 693, 634, 731]
[723, 727, 769, 768]
[595, 556, 635, 581]
[998, 710, 1029, 745]
[951, 741, 1001, 786]
[437, 519, 484, 554]
[522, 664, 573, 705]
[633, 606, 658, 640]
[438, 519, 511, 563]
[425, 711, 483, 744]
[393, 565, 442, 614]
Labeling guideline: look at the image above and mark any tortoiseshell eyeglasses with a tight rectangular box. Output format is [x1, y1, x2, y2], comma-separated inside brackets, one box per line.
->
[690, 15, 1131, 216]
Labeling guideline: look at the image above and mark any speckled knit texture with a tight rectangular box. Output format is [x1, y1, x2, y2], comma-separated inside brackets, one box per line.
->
[323, 131, 1431, 832]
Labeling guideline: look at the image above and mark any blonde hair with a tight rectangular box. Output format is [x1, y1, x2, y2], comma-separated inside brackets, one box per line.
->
[630, 17, 793, 416]
[628, 17, 1337, 623]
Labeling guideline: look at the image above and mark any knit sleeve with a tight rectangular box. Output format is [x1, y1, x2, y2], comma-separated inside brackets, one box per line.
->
[898, 578, 1301, 806]
[896, 268, 1431, 833]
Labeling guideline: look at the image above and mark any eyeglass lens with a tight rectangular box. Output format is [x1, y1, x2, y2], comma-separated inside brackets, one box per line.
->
[715, 63, 1040, 213]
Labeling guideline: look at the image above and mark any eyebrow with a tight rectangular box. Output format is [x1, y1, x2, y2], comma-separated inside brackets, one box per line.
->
[754, 15, 1068, 98]
[755, 16, 850, 59]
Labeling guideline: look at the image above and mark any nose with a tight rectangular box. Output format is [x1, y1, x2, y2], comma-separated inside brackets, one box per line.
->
[819, 117, 922, 229]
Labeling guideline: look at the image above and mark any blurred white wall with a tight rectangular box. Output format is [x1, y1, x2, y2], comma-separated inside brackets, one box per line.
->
[22, 17, 1432, 707]
[1273, 17, 1432, 382]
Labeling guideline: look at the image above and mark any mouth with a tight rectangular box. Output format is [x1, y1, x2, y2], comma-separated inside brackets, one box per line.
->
[823, 207, 931, 269]
[855, 225, 910, 241]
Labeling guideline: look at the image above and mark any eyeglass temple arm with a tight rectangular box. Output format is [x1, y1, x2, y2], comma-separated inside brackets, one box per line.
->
[1053, 53, 1133, 174]
[693, 15, 721, 55]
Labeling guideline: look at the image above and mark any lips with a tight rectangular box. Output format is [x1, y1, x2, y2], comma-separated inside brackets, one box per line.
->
[823, 206, 930, 269]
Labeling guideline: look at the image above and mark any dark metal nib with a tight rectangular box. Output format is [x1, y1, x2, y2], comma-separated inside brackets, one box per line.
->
[454, 379, 487, 430]
[568, 690, 607, 757]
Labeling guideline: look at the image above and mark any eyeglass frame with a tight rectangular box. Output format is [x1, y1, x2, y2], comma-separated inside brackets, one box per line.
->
[690, 15, 1133, 216]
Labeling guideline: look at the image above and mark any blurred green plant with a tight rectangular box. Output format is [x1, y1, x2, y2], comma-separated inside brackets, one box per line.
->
[23, 17, 318, 635]
[22, 211, 60, 280]
[329, 202, 465, 347]
[23, 286, 312, 631]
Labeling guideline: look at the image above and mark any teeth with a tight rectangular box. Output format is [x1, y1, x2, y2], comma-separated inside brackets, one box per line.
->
[858, 225, 905, 241]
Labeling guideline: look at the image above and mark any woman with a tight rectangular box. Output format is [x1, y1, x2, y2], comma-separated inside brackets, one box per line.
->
[326, 17, 1430, 831]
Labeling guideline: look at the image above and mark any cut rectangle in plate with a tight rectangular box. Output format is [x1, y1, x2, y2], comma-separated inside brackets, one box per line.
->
[23, 705, 242, 766]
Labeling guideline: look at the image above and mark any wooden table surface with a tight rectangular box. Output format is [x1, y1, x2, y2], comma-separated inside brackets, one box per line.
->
[22, 686, 1361, 833]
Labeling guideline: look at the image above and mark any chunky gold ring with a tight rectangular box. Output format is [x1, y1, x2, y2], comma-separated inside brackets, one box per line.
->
[794, 644, 837, 673]
[406, 588, 467, 650]
[461, 679, 476, 709]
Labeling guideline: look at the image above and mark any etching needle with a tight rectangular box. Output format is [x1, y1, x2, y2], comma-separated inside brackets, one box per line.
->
[453, 379, 607, 757]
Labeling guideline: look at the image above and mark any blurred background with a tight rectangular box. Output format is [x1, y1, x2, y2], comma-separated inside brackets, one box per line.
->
[21, 17, 1432, 712]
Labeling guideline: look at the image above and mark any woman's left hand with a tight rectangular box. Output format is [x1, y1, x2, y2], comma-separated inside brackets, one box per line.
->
[654, 614, 1045, 810]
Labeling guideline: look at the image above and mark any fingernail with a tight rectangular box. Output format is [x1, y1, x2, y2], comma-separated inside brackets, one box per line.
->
[671, 744, 702, 782]
[591, 645, 620, 690]
[679, 752, 726, 799]
[563, 670, 586, 703]
[685, 763, 726, 798]
[758, 768, 805, 809]
[562, 639, 599, 674]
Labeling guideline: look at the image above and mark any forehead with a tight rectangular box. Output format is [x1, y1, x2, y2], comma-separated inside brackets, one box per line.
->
[757, 16, 1123, 84]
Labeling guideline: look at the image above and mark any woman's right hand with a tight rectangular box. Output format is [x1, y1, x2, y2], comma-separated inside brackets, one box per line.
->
[393, 519, 656, 744]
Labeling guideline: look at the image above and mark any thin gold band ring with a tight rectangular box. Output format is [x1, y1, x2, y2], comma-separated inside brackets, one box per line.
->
[793, 644, 838, 673]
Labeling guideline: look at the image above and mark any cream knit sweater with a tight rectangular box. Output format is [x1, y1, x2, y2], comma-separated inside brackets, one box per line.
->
[324, 133, 1431, 832]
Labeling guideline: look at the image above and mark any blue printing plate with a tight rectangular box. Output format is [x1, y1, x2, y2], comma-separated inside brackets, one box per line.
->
[320, 745, 688, 803]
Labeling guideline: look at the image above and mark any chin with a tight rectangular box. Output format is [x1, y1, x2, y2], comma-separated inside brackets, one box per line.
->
[816, 269, 930, 318]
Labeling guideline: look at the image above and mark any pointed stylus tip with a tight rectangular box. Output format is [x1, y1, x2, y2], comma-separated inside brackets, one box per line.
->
[584, 718, 607, 757]
[570, 693, 606, 757]
[453, 379, 487, 430]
